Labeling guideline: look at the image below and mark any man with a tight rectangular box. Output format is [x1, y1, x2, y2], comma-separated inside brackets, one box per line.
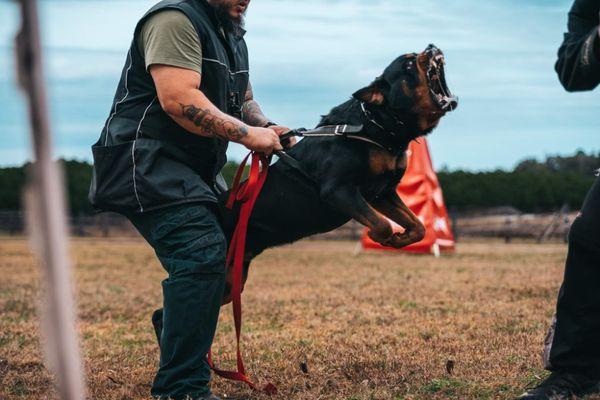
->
[89, 1, 288, 399]
[518, 1, 600, 399]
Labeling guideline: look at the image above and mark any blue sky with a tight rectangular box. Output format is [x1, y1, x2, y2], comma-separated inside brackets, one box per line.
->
[0, 0, 598, 170]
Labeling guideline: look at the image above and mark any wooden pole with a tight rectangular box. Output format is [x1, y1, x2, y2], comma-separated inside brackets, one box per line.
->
[15, 0, 86, 399]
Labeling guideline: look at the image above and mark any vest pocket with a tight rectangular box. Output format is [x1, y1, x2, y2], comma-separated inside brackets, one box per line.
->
[90, 141, 142, 213]
[90, 138, 219, 214]
[132, 137, 217, 206]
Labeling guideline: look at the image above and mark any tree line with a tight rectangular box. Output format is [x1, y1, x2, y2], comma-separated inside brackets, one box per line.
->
[438, 151, 598, 213]
[0, 151, 597, 215]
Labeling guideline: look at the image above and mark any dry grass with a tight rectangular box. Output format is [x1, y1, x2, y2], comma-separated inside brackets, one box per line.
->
[0, 238, 598, 400]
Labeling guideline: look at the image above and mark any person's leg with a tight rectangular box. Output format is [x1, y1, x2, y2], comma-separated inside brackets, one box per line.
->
[129, 203, 226, 400]
[548, 177, 600, 374]
[518, 178, 600, 399]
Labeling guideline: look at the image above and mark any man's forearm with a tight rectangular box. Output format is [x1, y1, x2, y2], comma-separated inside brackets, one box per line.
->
[163, 89, 249, 142]
[242, 99, 270, 127]
[179, 102, 248, 141]
[241, 82, 272, 127]
[151, 65, 280, 153]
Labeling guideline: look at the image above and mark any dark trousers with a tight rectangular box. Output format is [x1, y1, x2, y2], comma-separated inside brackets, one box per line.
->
[128, 203, 227, 400]
[548, 177, 600, 375]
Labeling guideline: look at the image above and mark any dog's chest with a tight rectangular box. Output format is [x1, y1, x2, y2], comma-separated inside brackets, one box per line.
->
[360, 148, 407, 199]
[368, 148, 407, 175]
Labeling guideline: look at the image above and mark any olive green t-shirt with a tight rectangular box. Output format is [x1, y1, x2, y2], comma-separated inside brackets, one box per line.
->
[138, 10, 203, 74]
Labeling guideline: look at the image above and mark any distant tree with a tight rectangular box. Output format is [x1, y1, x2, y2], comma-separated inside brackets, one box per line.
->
[0, 150, 597, 215]
[0, 165, 26, 211]
[515, 150, 600, 175]
[62, 160, 94, 215]
[438, 168, 595, 213]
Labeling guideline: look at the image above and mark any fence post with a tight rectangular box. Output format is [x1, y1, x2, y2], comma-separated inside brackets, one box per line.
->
[15, 1, 86, 398]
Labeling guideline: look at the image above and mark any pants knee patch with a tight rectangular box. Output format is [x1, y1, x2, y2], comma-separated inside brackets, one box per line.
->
[159, 232, 226, 278]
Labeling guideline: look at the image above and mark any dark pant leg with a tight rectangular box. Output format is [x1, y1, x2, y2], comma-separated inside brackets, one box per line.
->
[128, 203, 227, 400]
[548, 177, 600, 375]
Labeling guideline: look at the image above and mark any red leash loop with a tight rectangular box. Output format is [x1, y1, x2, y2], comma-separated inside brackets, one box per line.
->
[209, 151, 277, 395]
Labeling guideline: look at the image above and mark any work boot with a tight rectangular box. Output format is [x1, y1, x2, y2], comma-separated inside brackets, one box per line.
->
[516, 371, 600, 399]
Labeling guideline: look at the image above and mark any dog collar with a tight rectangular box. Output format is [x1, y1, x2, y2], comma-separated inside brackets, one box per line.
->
[359, 102, 411, 153]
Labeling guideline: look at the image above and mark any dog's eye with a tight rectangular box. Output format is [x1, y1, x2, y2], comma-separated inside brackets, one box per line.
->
[404, 61, 415, 72]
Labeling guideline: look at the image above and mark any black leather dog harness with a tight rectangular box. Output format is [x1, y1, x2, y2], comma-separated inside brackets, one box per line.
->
[275, 124, 367, 177]
[275, 101, 409, 178]
[278, 103, 399, 153]
[278, 124, 380, 147]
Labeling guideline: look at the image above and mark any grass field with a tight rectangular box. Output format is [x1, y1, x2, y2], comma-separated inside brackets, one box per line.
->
[0, 238, 597, 400]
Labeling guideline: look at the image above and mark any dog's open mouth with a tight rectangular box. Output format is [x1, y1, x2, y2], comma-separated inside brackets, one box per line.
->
[423, 44, 458, 112]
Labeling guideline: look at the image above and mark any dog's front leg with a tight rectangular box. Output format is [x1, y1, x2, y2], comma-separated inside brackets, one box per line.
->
[321, 184, 393, 244]
[371, 191, 425, 248]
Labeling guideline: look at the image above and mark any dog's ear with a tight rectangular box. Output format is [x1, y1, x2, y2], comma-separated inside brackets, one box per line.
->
[352, 78, 388, 105]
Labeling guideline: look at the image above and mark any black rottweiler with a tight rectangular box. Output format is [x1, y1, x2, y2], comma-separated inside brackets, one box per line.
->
[219, 44, 457, 303]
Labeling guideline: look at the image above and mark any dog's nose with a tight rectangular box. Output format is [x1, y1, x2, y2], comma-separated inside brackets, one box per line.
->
[425, 44, 442, 58]
[445, 98, 459, 111]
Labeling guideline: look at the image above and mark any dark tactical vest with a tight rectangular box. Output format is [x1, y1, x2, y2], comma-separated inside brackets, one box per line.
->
[89, 0, 249, 213]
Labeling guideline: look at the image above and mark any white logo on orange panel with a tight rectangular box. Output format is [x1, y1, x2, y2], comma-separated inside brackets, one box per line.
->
[434, 217, 450, 234]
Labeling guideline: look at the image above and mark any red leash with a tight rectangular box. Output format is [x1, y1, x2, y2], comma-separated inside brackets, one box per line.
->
[208, 151, 277, 395]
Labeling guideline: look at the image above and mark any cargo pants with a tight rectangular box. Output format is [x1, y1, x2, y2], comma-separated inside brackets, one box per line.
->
[128, 203, 227, 399]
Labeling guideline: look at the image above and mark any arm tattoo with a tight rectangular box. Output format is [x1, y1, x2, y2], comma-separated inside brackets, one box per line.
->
[242, 100, 270, 127]
[179, 103, 248, 141]
[241, 81, 270, 127]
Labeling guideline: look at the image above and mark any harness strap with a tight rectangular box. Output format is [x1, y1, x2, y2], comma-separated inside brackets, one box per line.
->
[345, 134, 390, 148]
[360, 102, 386, 131]
[280, 124, 395, 152]
[278, 124, 364, 142]
[276, 123, 393, 180]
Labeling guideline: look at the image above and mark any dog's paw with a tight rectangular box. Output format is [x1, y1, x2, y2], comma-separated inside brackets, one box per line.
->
[367, 223, 393, 244]
[383, 232, 412, 249]
[368, 227, 394, 244]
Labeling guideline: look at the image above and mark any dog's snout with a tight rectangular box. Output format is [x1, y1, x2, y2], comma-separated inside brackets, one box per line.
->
[445, 98, 458, 112]
[424, 44, 444, 60]
[425, 44, 439, 53]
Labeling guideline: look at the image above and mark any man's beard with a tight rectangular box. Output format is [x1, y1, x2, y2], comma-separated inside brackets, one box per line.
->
[212, 2, 246, 37]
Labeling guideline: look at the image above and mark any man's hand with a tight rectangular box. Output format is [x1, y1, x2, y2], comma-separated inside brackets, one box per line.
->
[240, 127, 283, 155]
[269, 125, 296, 149]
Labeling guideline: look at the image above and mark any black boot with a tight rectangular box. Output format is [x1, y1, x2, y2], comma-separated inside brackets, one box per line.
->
[517, 371, 600, 399]
[151, 308, 163, 346]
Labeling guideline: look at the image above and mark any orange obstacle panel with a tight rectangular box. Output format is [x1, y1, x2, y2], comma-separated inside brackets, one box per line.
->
[361, 139, 455, 254]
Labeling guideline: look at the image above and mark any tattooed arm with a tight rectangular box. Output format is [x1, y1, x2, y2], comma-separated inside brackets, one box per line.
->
[150, 64, 282, 152]
[241, 82, 271, 127]
[242, 81, 295, 147]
